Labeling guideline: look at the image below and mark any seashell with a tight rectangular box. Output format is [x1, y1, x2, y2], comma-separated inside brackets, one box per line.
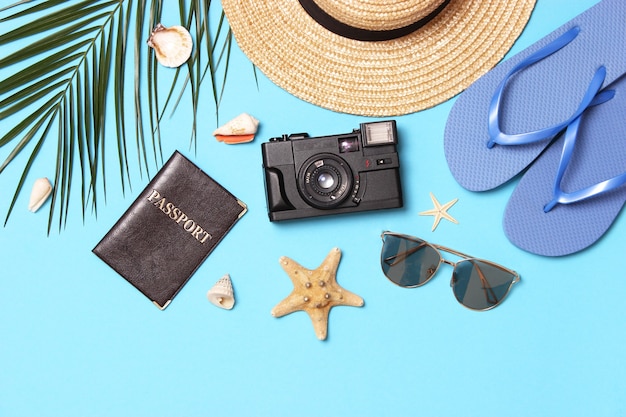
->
[28, 177, 52, 213]
[207, 274, 235, 309]
[213, 113, 259, 144]
[213, 113, 259, 136]
[147, 23, 193, 68]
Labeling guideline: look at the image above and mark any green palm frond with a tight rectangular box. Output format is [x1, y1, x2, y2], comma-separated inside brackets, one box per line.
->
[0, 0, 232, 233]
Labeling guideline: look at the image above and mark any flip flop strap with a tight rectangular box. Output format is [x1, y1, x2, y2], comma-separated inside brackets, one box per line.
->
[487, 26, 607, 149]
[544, 89, 626, 212]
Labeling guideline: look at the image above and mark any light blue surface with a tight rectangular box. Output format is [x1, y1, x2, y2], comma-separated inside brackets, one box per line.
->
[2, 1, 624, 416]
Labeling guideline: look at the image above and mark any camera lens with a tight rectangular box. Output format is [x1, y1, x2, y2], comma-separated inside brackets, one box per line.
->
[298, 154, 353, 209]
[310, 166, 340, 195]
[317, 172, 335, 189]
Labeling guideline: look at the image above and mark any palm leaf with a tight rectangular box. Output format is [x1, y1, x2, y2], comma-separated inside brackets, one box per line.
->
[0, 0, 234, 233]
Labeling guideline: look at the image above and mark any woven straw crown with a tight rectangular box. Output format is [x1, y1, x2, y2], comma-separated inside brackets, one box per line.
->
[222, 0, 536, 116]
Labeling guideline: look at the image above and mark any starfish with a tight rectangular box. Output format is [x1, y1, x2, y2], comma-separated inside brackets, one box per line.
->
[271, 247, 364, 340]
[419, 192, 459, 231]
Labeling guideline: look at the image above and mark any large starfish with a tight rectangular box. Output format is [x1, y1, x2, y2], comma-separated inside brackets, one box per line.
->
[419, 192, 459, 231]
[271, 247, 364, 340]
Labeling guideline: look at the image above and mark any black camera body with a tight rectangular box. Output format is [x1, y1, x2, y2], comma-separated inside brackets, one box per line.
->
[261, 120, 403, 221]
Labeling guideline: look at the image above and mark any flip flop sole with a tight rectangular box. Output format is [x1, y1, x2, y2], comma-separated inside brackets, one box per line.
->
[503, 74, 626, 256]
[444, 0, 626, 191]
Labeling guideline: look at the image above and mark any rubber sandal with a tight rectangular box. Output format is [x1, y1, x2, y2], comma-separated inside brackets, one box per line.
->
[503, 74, 626, 256]
[444, 0, 626, 192]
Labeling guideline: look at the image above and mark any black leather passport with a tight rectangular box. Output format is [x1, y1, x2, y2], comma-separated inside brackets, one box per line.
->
[93, 151, 247, 309]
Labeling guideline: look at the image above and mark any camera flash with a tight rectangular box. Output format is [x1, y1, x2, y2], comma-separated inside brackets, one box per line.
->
[363, 121, 397, 146]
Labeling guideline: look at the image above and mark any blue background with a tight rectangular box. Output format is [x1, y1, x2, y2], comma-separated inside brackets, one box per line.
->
[2, 0, 624, 416]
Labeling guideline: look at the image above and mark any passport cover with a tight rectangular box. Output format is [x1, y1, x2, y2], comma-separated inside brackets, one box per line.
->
[93, 151, 247, 309]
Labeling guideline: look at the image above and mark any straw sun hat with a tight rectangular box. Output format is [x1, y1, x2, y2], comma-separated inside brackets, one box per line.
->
[221, 0, 536, 116]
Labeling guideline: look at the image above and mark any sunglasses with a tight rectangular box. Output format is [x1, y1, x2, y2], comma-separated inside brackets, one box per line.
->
[380, 232, 520, 311]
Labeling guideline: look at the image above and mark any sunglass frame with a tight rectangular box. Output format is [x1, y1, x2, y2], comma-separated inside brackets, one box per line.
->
[380, 231, 521, 311]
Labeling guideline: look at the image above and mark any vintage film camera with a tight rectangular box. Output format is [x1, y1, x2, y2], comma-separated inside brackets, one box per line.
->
[261, 120, 403, 221]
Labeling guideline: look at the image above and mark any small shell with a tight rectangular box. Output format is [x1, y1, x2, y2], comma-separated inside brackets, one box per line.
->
[207, 274, 235, 310]
[213, 113, 259, 144]
[28, 177, 52, 213]
[147, 23, 193, 68]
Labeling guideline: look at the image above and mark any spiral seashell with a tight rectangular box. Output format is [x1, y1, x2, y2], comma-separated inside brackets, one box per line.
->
[147, 23, 193, 68]
[28, 177, 52, 213]
[207, 274, 235, 309]
[213, 113, 259, 144]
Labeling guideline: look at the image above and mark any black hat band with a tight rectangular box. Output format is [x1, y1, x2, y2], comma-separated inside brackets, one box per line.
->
[298, 0, 451, 41]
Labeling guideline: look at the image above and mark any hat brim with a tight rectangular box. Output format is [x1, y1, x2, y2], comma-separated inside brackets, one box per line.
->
[222, 0, 536, 116]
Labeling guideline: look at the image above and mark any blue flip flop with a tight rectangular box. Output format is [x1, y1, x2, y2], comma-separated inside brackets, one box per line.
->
[503, 74, 626, 256]
[444, 0, 626, 192]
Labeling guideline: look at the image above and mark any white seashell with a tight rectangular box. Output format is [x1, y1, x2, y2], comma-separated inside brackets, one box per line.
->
[213, 113, 259, 137]
[147, 23, 193, 68]
[28, 177, 52, 213]
[207, 274, 235, 310]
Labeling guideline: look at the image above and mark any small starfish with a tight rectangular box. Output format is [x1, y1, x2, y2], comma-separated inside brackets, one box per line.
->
[419, 192, 459, 231]
[271, 248, 364, 340]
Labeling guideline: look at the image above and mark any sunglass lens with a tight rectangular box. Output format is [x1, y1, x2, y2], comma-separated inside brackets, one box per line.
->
[452, 260, 516, 310]
[381, 235, 440, 287]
